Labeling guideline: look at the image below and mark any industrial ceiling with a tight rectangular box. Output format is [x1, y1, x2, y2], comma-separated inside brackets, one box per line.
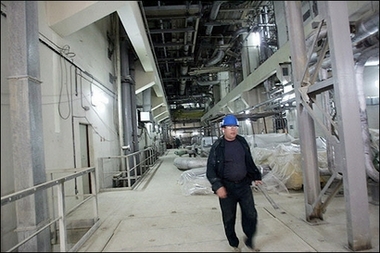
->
[140, 1, 276, 126]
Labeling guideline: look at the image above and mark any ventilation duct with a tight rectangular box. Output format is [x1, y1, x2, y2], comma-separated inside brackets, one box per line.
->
[355, 45, 379, 183]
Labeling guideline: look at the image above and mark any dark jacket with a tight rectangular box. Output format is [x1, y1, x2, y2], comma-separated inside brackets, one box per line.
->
[206, 135, 262, 193]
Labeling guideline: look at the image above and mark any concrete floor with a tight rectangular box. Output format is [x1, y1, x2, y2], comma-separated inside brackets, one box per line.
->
[77, 149, 379, 252]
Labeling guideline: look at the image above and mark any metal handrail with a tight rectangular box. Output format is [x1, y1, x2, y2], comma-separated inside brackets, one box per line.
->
[1, 167, 99, 252]
[98, 147, 159, 190]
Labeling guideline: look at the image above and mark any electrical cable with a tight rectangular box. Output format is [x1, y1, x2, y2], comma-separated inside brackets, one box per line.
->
[57, 45, 76, 119]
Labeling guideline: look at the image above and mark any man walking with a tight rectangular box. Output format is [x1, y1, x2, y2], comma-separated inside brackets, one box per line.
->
[206, 114, 262, 252]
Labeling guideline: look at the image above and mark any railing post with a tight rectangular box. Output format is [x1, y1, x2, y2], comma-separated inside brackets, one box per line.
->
[57, 182, 67, 252]
[98, 158, 104, 190]
[141, 151, 144, 173]
[90, 170, 99, 223]
[147, 149, 151, 166]
[133, 155, 137, 180]
[50, 172, 58, 244]
[126, 157, 131, 187]
[150, 148, 153, 165]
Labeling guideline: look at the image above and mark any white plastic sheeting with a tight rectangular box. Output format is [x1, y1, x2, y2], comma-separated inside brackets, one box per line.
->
[250, 131, 380, 190]
[177, 167, 213, 195]
[369, 128, 379, 173]
[247, 133, 329, 190]
[253, 144, 328, 190]
[244, 134, 329, 191]
[176, 132, 379, 195]
[244, 133, 295, 149]
[176, 133, 308, 194]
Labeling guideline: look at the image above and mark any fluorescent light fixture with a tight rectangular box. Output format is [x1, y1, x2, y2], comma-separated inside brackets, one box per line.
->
[139, 111, 151, 122]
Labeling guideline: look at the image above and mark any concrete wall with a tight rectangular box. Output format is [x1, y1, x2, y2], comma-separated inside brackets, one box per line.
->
[37, 4, 120, 189]
[1, 2, 150, 251]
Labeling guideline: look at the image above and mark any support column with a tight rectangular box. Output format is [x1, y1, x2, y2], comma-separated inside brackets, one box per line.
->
[7, 1, 51, 251]
[284, 1, 322, 221]
[321, 1, 371, 251]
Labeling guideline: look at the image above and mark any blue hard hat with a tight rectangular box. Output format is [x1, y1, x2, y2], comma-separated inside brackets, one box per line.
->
[221, 114, 239, 127]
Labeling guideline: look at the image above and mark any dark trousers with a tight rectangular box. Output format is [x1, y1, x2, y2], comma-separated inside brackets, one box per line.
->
[219, 180, 258, 248]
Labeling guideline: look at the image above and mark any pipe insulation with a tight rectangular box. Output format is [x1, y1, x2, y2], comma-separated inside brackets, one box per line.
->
[206, 1, 225, 36]
[173, 157, 208, 170]
[354, 44, 379, 183]
[197, 80, 220, 86]
[205, 38, 225, 67]
[352, 12, 379, 45]
[307, 13, 378, 72]
[179, 79, 186, 95]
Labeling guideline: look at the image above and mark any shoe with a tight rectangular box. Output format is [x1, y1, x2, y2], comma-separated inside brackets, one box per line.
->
[232, 246, 241, 252]
[242, 245, 260, 252]
[244, 237, 252, 248]
[244, 237, 260, 252]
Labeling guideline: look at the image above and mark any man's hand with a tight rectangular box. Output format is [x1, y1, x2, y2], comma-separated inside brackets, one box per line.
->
[253, 180, 263, 186]
[216, 186, 227, 198]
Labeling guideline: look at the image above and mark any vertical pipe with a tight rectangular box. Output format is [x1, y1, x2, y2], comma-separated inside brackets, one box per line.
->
[115, 14, 125, 172]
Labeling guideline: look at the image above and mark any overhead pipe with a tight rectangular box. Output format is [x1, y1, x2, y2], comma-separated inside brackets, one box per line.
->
[308, 44, 375, 74]
[149, 27, 195, 34]
[170, 92, 213, 112]
[352, 12, 379, 45]
[157, 1, 170, 74]
[233, 27, 251, 41]
[204, 26, 252, 68]
[169, 94, 212, 105]
[197, 80, 220, 86]
[192, 17, 200, 55]
[180, 64, 188, 76]
[205, 50, 225, 67]
[205, 37, 225, 67]
[183, 15, 193, 56]
[179, 13, 191, 95]
[205, 1, 225, 36]
[179, 79, 186, 95]
[308, 13, 379, 69]
[211, 26, 257, 67]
